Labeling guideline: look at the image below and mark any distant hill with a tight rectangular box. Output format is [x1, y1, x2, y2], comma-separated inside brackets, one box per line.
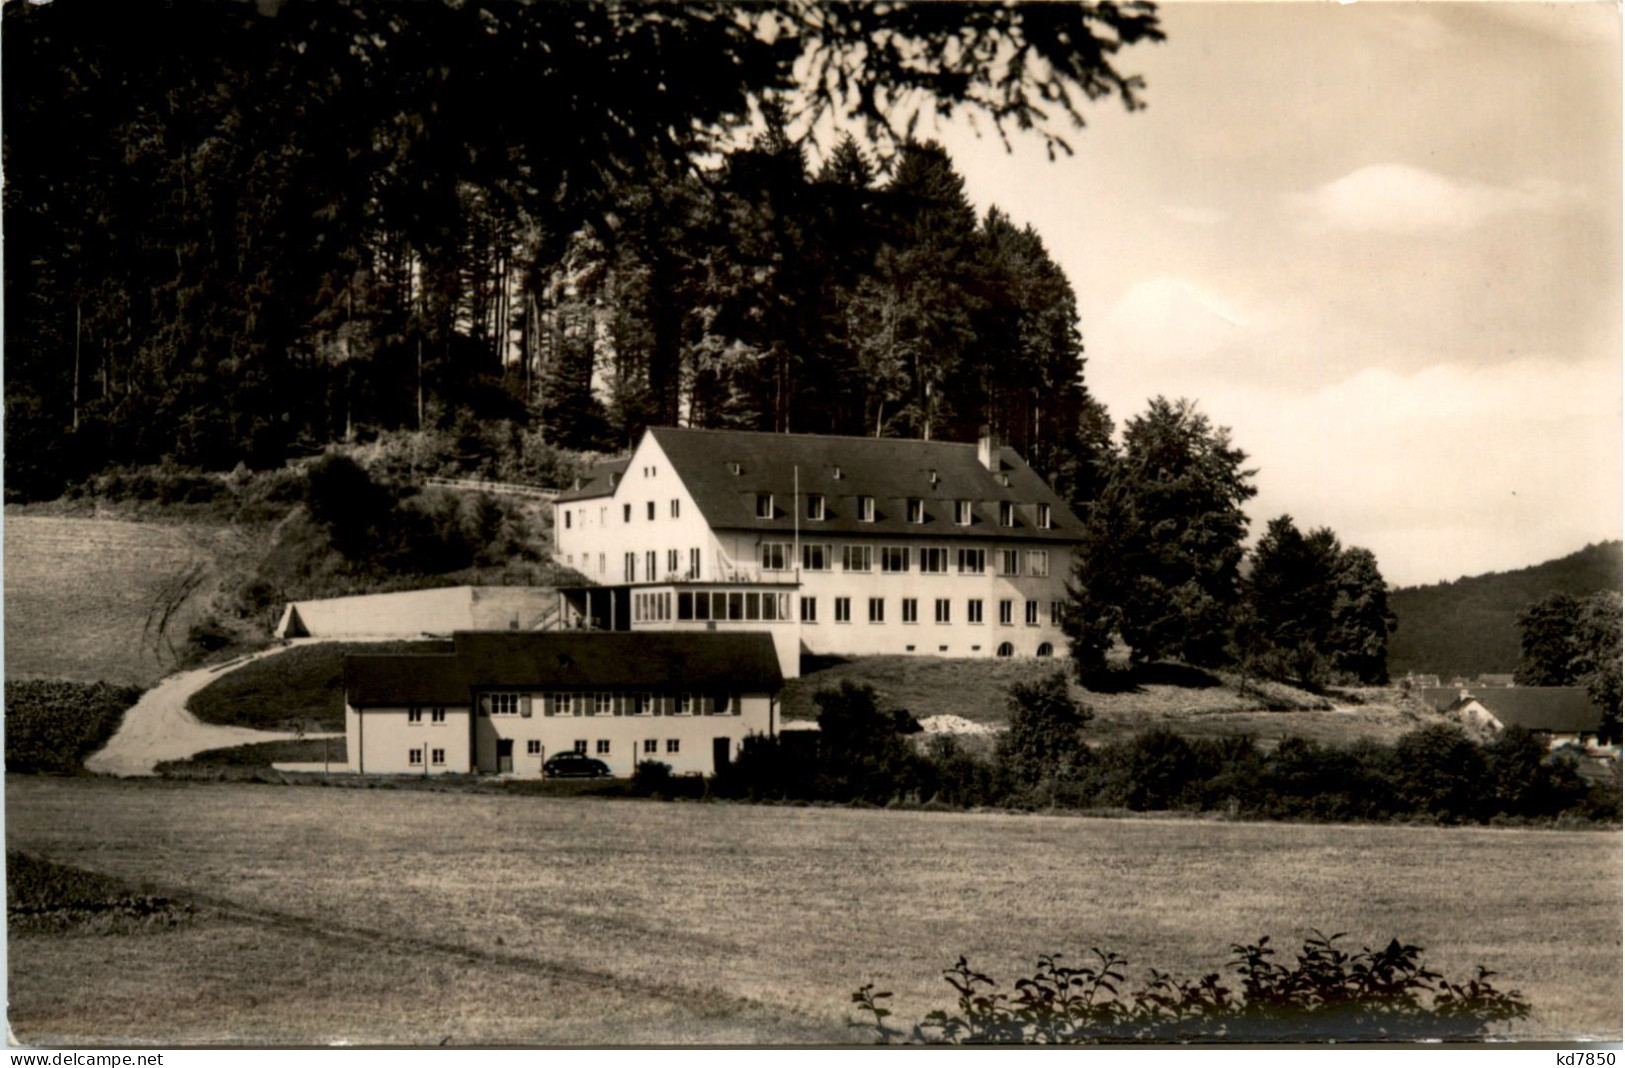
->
[1388, 541, 1622, 679]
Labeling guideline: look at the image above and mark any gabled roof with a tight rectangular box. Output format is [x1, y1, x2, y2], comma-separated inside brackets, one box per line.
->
[344, 631, 783, 707]
[1454, 687, 1602, 733]
[561, 426, 1083, 542]
[558, 457, 630, 502]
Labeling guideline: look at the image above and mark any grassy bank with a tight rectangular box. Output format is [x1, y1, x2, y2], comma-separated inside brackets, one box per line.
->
[186, 640, 452, 732]
[7, 776, 1618, 1045]
[782, 655, 1425, 748]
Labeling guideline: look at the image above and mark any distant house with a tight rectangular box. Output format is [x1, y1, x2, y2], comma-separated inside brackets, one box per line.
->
[1474, 673, 1516, 688]
[1442, 686, 1605, 750]
[551, 426, 1085, 674]
[343, 631, 783, 778]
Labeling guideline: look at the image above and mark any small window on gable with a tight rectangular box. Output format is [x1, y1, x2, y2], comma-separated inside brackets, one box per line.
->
[623, 503, 633, 523]
[647, 501, 656, 520]
[756, 492, 774, 519]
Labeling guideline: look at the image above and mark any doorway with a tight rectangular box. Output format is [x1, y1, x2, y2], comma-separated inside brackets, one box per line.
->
[497, 739, 513, 773]
[712, 736, 731, 773]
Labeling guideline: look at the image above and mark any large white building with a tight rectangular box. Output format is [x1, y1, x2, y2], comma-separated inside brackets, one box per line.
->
[552, 427, 1085, 674]
[343, 630, 783, 777]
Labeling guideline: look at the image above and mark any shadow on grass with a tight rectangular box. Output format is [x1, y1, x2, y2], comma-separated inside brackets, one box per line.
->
[800, 653, 854, 676]
[1081, 661, 1224, 695]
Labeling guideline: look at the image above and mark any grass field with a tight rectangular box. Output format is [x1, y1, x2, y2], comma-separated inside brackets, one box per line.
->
[3, 515, 249, 687]
[6, 776, 1618, 1045]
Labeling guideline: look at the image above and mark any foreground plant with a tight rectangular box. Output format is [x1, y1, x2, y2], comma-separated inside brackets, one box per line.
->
[851, 931, 1530, 1044]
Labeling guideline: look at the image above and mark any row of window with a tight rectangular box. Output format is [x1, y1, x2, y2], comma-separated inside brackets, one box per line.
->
[404, 738, 685, 766]
[561, 496, 682, 531]
[799, 597, 1062, 626]
[565, 739, 681, 756]
[406, 707, 448, 724]
[758, 493, 1052, 530]
[482, 692, 738, 716]
[564, 495, 1056, 531]
[564, 549, 704, 582]
[669, 590, 792, 623]
[621, 548, 704, 583]
[761, 544, 1049, 577]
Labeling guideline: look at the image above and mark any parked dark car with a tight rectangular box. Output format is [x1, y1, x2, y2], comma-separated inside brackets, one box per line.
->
[542, 751, 612, 779]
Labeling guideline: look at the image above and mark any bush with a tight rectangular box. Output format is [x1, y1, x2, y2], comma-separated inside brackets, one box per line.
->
[5, 680, 143, 773]
[996, 670, 1092, 791]
[1391, 725, 1487, 823]
[852, 931, 1530, 1044]
[814, 682, 922, 802]
[630, 760, 674, 796]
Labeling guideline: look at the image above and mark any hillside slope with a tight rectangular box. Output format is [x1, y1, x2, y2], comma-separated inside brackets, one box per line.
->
[1388, 541, 1622, 678]
[3, 516, 249, 687]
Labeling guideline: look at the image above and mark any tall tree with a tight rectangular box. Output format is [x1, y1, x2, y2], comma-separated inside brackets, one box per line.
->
[6, 0, 1163, 492]
[1513, 592, 1583, 687]
[1064, 397, 1256, 674]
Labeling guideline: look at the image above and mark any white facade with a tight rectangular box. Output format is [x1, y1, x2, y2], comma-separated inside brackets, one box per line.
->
[553, 430, 1078, 665]
[469, 691, 773, 777]
[345, 693, 771, 778]
[347, 703, 475, 775]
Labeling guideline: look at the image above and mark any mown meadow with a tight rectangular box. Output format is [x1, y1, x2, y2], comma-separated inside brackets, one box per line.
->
[7, 776, 1619, 1046]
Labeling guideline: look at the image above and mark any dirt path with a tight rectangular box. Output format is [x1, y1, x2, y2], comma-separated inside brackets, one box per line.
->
[85, 642, 340, 777]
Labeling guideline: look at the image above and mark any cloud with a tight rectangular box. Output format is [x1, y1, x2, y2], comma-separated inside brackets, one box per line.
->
[1160, 205, 1228, 228]
[1194, 357, 1622, 586]
[1096, 276, 1253, 365]
[1290, 164, 1585, 234]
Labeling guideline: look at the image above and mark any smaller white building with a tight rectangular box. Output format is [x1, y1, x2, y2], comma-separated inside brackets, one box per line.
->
[344, 631, 783, 778]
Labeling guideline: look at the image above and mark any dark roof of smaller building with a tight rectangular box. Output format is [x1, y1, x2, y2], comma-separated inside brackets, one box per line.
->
[345, 630, 783, 707]
[559, 458, 630, 503]
[1456, 687, 1601, 733]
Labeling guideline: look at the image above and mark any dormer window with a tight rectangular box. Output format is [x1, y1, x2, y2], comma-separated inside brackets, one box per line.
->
[1038, 503, 1052, 529]
[929, 469, 940, 486]
[999, 501, 1016, 527]
[756, 493, 774, 519]
[955, 500, 972, 526]
[832, 466, 843, 480]
[806, 493, 826, 521]
[906, 499, 924, 524]
[858, 496, 875, 523]
[729, 462, 743, 476]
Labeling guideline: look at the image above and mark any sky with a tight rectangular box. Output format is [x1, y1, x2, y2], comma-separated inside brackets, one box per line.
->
[900, 1, 1620, 589]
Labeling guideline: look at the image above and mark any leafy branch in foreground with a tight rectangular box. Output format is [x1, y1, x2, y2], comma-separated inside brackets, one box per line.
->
[851, 931, 1530, 1044]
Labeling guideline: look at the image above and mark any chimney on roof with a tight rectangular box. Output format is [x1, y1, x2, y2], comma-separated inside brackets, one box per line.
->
[977, 426, 1000, 472]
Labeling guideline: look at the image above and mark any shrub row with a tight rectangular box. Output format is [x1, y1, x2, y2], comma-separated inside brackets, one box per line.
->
[713, 676, 1619, 824]
[5, 680, 143, 774]
[852, 931, 1530, 1044]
